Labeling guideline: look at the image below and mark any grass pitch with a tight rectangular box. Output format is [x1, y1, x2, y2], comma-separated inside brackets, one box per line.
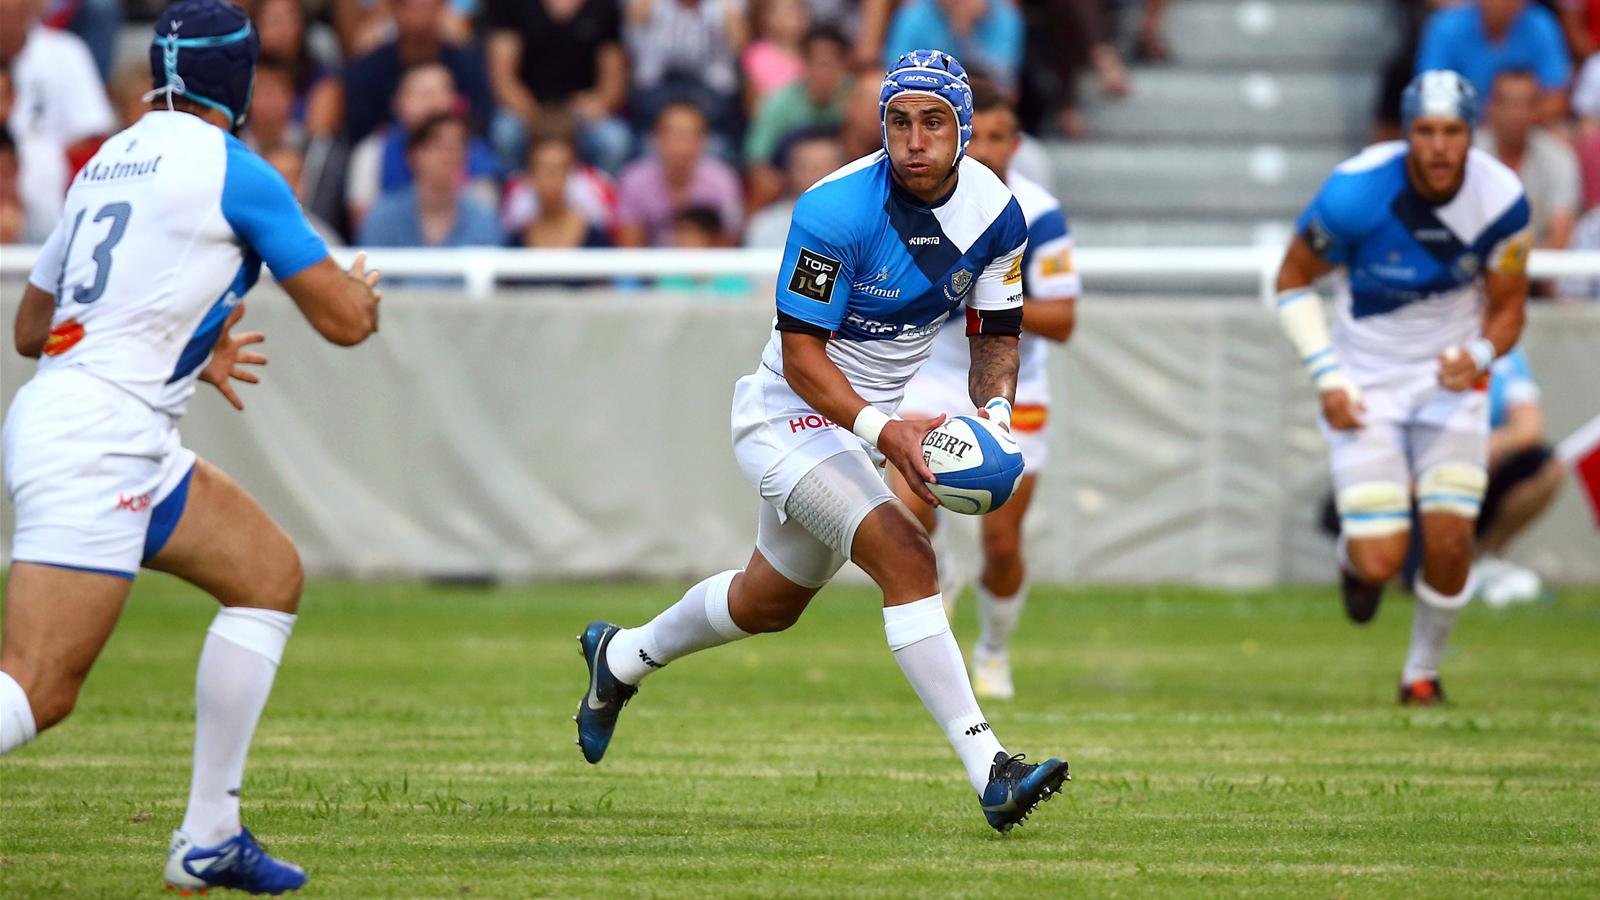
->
[2, 577, 1598, 898]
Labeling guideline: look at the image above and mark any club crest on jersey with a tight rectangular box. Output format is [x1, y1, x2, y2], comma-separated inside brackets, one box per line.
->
[789, 247, 841, 303]
[943, 268, 973, 303]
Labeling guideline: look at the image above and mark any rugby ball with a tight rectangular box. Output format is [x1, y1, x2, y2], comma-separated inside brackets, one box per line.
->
[922, 415, 1025, 515]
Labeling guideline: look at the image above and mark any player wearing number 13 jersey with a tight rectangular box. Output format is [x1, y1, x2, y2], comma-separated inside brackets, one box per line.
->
[1, 1, 380, 893]
[574, 50, 1070, 834]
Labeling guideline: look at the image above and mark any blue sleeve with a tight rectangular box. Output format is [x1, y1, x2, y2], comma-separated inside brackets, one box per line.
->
[775, 190, 855, 330]
[1296, 174, 1361, 265]
[222, 138, 328, 280]
[1530, 11, 1574, 89]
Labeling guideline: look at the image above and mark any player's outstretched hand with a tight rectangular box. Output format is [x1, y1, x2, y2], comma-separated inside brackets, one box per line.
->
[349, 250, 383, 330]
[880, 414, 946, 506]
[1436, 346, 1480, 392]
[1320, 387, 1364, 431]
[200, 303, 266, 412]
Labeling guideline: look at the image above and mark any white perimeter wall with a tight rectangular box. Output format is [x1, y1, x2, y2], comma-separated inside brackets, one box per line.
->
[2, 291, 1596, 586]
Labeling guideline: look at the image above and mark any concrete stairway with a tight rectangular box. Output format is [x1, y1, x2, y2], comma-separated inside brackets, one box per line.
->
[1052, 0, 1398, 251]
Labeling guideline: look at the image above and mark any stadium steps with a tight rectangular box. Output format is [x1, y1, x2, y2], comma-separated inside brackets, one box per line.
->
[1160, 0, 1396, 69]
[1047, 142, 1348, 219]
[1083, 70, 1379, 144]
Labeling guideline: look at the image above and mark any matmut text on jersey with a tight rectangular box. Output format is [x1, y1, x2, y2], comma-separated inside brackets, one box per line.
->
[762, 151, 1028, 406]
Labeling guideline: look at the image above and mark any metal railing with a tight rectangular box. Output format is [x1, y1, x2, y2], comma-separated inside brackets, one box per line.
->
[4, 245, 1598, 302]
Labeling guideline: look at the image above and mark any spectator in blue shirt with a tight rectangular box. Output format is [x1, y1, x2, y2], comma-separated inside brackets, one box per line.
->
[358, 113, 504, 248]
[882, 0, 1023, 93]
[1415, 0, 1572, 123]
[343, 0, 494, 142]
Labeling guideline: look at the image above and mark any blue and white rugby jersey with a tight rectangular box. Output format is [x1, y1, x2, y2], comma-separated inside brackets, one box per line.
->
[1296, 141, 1532, 378]
[27, 110, 328, 418]
[924, 171, 1078, 406]
[763, 150, 1028, 406]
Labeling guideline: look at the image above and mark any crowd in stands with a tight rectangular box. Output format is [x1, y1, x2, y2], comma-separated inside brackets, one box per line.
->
[0, 0, 1597, 300]
[0, 0, 1166, 261]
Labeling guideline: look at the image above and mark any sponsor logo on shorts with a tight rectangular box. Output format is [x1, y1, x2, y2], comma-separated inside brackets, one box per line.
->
[116, 493, 152, 513]
[788, 248, 842, 303]
[788, 414, 838, 433]
[1012, 404, 1048, 433]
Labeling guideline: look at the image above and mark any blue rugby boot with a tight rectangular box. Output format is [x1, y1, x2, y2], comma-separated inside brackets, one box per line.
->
[574, 621, 638, 764]
[980, 752, 1070, 833]
[163, 828, 307, 895]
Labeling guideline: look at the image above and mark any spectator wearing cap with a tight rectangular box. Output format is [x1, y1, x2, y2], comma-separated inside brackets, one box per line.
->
[615, 101, 743, 247]
[881, 0, 1023, 94]
[1477, 69, 1580, 251]
[743, 25, 852, 211]
[744, 131, 845, 247]
[625, 0, 749, 151]
[1, 0, 113, 241]
[483, 0, 632, 175]
[358, 112, 504, 248]
[343, 0, 493, 142]
[346, 62, 499, 227]
[1416, 0, 1572, 122]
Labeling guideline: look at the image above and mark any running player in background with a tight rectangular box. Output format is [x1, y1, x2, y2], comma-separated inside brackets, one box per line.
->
[890, 80, 1079, 700]
[575, 50, 1070, 833]
[1274, 70, 1532, 705]
[0, 1, 380, 892]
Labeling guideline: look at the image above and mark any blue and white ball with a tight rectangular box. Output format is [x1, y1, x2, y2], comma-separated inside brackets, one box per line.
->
[922, 415, 1024, 515]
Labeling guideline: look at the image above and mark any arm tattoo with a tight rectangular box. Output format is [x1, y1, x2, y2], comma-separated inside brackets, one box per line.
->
[968, 334, 1019, 408]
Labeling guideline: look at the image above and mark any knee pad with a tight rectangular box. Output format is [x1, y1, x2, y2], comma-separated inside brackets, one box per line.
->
[785, 451, 896, 558]
[1416, 463, 1487, 518]
[1335, 482, 1411, 538]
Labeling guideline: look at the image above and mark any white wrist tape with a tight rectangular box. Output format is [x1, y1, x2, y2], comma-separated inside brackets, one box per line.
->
[1276, 288, 1349, 392]
[852, 405, 892, 448]
[1464, 337, 1496, 373]
[983, 397, 1012, 430]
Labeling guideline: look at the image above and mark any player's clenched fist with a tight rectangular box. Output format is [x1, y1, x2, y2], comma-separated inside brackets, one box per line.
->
[878, 414, 946, 506]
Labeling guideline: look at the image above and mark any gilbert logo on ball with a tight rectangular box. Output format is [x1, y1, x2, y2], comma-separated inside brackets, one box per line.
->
[921, 415, 1025, 515]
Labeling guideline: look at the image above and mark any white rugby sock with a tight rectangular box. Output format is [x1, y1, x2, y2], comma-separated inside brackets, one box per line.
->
[885, 595, 1006, 794]
[976, 582, 1027, 656]
[607, 570, 748, 685]
[1403, 577, 1468, 683]
[181, 608, 295, 847]
[0, 670, 38, 754]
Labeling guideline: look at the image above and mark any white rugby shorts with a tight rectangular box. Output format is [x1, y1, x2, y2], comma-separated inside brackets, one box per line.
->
[4, 368, 196, 578]
[731, 365, 896, 588]
[1320, 361, 1488, 498]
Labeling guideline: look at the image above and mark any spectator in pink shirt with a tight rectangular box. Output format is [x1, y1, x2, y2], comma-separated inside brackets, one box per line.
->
[615, 101, 743, 247]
